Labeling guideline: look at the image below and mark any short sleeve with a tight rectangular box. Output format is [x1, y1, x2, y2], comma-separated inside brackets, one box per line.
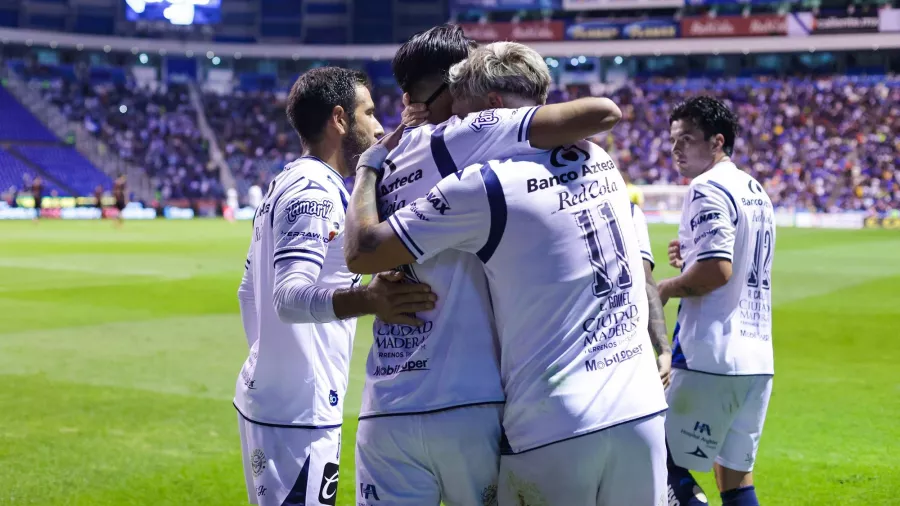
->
[631, 203, 654, 269]
[686, 182, 737, 263]
[271, 177, 337, 276]
[388, 163, 493, 264]
[438, 106, 542, 172]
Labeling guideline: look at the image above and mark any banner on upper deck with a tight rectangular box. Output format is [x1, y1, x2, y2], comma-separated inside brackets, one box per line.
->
[563, 0, 683, 11]
[459, 21, 565, 41]
[787, 12, 880, 35]
[681, 14, 787, 37]
[566, 18, 679, 40]
[450, 0, 560, 10]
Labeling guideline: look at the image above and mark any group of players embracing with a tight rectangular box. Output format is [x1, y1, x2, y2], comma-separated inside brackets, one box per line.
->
[235, 23, 776, 506]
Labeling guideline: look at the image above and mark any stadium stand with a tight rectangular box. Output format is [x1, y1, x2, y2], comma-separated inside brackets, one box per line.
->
[0, 86, 58, 143]
[27, 72, 221, 201]
[0, 82, 110, 199]
[203, 75, 900, 212]
[12, 145, 112, 197]
[2, 57, 897, 214]
[0, 147, 64, 196]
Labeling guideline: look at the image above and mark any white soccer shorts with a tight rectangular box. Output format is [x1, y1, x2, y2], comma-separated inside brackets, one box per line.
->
[665, 368, 774, 473]
[498, 413, 667, 506]
[355, 404, 502, 506]
[238, 414, 342, 506]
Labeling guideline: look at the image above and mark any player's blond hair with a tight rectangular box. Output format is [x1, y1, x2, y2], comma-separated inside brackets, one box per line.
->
[448, 42, 551, 105]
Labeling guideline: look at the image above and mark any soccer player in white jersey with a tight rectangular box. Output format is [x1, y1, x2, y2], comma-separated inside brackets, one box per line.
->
[234, 67, 437, 506]
[354, 35, 630, 506]
[632, 202, 674, 387]
[343, 43, 669, 506]
[657, 97, 775, 506]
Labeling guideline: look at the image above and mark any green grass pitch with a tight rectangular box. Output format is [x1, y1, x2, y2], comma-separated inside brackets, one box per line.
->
[0, 220, 898, 505]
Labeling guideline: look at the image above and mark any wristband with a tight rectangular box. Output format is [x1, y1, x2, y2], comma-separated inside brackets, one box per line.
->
[356, 144, 389, 177]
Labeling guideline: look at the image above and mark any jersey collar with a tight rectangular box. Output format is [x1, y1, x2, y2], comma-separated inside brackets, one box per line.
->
[300, 155, 345, 182]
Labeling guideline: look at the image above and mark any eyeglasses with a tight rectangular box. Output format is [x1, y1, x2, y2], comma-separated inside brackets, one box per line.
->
[422, 82, 448, 108]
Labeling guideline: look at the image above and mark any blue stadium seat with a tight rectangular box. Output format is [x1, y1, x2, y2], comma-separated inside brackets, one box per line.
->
[0, 148, 65, 195]
[0, 86, 59, 142]
[13, 146, 112, 196]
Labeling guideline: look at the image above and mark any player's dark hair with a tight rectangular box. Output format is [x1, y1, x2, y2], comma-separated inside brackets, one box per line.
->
[392, 24, 477, 95]
[669, 96, 740, 156]
[286, 67, 369, 145]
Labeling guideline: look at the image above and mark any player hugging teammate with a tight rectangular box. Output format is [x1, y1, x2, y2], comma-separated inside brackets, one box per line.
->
[234, 25, 775, 506]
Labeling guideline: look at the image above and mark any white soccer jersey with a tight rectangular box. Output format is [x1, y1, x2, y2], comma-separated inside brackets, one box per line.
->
[631, 203, 654, 269]
[672, 160, 775, 376]
[360, 106, 543, 418]
[235, 156, 361, 427]
[388, 141, 668, 453]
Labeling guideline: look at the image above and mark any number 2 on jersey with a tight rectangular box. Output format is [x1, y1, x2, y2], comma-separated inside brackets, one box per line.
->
[575, 200, 633, 298]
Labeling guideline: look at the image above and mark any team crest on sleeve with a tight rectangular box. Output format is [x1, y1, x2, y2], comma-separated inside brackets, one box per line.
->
[469, 110, 501, 132]
[251, 448, 266, 477]
[285, 199, 334, 223]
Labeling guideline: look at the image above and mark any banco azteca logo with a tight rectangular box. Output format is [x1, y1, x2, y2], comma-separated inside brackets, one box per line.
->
[550, 145, 590, 167]
[251, 448, 266, 477]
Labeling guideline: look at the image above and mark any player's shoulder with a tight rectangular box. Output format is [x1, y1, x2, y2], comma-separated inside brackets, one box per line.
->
[393, 122, 439, 149]
[448, 106, 538, 134]
[275, 157, 346, 203]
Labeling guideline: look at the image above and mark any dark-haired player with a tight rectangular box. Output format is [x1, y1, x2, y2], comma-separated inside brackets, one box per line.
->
[658, 96, 775, 506]
[233, 67, 437, 506]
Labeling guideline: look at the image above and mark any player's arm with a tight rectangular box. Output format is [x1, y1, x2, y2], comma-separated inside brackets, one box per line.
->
[343, 162, 416, 274]
[528, 97, 622, 149]
[632, 204, 671, 385]
[345, 145, 491, 274]
[272, 178, 434, 326]
[237, 245, 258, 348]
[658, 184, 735, 306]
[644, 261, 672, 387]
[445, 98, 621, 159]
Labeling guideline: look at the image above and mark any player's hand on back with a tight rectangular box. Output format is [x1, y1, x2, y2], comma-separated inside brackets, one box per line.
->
[357, 126, 405, 172]
[378, 124, 406, 152]
[668, 239, 684, 269]
[401, 93, 428, 127]
[365, 271, 437, 326]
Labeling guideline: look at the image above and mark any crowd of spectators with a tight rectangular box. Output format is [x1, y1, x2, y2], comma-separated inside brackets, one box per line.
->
[201, 75, 898, 213]
[597, 76, 899, 214]
[15, 61, 899, 214]
[202, 86, 404, 196]
[34, 69, 223, 201]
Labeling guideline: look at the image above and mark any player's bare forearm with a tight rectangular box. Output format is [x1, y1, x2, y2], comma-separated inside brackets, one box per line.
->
[529, 97, 622, 150]
[332, 286, 377, 319]
[659, 258, 732, 304]
[643, 262, 670, 356]
[344, 167, 415, 274]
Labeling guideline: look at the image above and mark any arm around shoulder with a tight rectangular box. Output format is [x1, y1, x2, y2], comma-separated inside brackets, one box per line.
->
[528, 97, 622, 150]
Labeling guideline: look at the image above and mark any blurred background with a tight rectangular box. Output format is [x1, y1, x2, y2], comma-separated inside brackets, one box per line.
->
[0, 0, 897, 225]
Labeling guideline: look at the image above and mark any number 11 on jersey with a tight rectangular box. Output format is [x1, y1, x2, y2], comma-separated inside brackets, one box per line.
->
[575, 200, 633, 298]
